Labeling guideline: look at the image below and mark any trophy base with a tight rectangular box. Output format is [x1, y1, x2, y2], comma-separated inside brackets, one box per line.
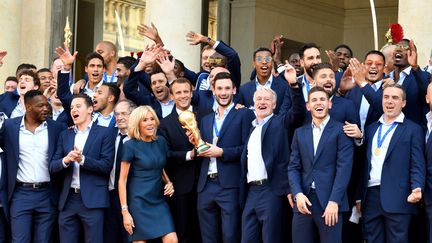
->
[196, 144, 210, 154]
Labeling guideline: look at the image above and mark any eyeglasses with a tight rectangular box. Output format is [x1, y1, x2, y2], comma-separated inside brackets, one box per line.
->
[255, 56, 273, 63]
[208, 57, 224, 66]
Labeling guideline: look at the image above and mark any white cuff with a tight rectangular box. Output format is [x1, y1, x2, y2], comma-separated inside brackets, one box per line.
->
[213, 40, 220, 49]
[186, 151, 193, 161]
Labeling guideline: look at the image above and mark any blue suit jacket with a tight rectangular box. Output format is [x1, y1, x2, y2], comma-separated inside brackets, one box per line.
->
[0, 91, 19, 118]
[289, 118, 354, 212]
[0, 152, 8, 221]
[425, 131, 432, 205]
[239, 86, 305, 208]
[49, 124, 115, 210]
[197, 107, 254, 192]
[0, 117, 67, 204]
[345, 83, 383, 129]
[359, 118, 425, 213]
[238, 76, 288, 114]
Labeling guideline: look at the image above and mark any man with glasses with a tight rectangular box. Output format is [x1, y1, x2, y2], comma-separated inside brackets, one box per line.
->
[238, 47, 289, 114]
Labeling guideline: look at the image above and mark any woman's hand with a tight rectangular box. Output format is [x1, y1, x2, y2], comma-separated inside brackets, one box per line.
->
[164, 181, 175, 197]
[122, 211, 135, 235]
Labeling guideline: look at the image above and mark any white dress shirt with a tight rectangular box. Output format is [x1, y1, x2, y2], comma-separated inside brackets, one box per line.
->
[52, 107, 64, 121]
[11, 100, 25, 119]
[301, 75, 313, 102]
[368, 113, 404, 187]
[93, 111, 115, 127]
[311, 115, 331, 188]
[159, 100, 175, 118]
[69, 122, 92, 189]
[389, 66, 412, 85]
[208, 103, 235, 174]
[359, 81, 382, 132]
[17, 118, 50, 183]
[426, 111, 432, 141]
[246, 114, 273, 182]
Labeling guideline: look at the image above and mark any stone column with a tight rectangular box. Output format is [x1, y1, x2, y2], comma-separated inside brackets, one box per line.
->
[398, 0, 432, 67]
[217, 0, 230, 44]
[145, 0, 202, 71]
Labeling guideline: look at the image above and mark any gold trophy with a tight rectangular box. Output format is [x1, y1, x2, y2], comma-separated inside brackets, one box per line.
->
[178, 110, 210, 153]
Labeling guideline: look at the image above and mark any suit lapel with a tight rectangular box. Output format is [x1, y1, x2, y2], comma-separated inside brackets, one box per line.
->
[82, 124, 97, 155]
[47, 120, 55, 161]
[172, 111, 189, 141]
[303, 126, 314, 164]
[313, 119, 334, 162]
[217, 108, 237, 142]
[384, 122, 406, 162]
[12, 118, 21, 163]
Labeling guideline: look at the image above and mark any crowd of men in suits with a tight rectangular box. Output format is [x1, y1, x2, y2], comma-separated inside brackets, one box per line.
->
[0, 22, 432, 243]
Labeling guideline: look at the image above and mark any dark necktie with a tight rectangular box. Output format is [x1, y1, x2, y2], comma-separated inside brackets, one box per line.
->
[114, 134, 127, 189]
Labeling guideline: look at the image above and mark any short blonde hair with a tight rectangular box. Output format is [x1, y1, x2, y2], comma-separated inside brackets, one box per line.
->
[128, 106, 160, 141]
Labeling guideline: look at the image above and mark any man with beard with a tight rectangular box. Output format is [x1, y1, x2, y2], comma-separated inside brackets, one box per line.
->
[0, 90, 66, 242]
[388, 39, 430, 126]
[298, 43, 322, 102]
[238, 47, 289, 114]
[192, 72, 254, 243]
[334, 45, 353, 72]
[310, 63, 359, 127]
[95, 41, 118, 83]
[92, 83, 120, 128]
[159, 78, 212, 243]
[289, 86, 353, 243]
[288, 53, 304, 77]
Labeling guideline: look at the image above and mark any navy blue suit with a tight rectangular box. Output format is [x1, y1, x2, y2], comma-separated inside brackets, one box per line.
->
[197, 106, 254, 243]
[238, 76, 288, 114]
[0, 152, 9, 243]
[395, 68, 430, 126]
[289, 118, 354, 243]
[239, 86, 305, 243]
[0, 91, 19, 118]
[0, 117, 66, 243]
[359, 118, 425, 243]
[50, 123, 115, 243]
[425, 130, 432, 243]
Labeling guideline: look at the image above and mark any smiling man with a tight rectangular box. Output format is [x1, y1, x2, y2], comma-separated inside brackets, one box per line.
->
[289, 86, 354, 243]
[0, 90, 66, 242]
[92, 83, 120, 128]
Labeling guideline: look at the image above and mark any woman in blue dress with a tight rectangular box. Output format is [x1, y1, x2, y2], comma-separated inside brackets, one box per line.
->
[118, 106, 177, 243]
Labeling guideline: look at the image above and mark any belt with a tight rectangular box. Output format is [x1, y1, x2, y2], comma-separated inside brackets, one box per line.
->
[207, 173, 218, 179]
[70, 188, 80, 193]
[248, 179, 268, 186]
[16, 182, 49, 189]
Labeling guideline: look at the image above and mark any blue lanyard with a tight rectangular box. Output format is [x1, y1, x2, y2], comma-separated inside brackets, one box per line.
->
[304, 77, 311, 93]
[103, 70, 116, 83]
[377, 122, 397, 148]
[213, 115, 226, 138]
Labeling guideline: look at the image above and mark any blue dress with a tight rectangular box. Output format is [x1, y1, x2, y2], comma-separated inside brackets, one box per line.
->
[122, 136, 175, 241]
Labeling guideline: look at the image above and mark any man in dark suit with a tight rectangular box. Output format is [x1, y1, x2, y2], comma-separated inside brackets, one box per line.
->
[50, 94, 115, 243]
[192, 72, 254, 243]
[0, 148, 9, 242]
[289, 86, 354, 243]
[389, 39, 429, 126]
[0, 90, 66, 242]
[103, 99, 136, 243]
[425, 83, 432, 243]
[357, 84, 425, 243]
[239, 64, 305, 243]
[159, 78, 212, 243]
[238, 47, 289, 114]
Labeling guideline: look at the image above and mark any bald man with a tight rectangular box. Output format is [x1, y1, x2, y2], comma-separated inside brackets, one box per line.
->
[95, 41, 118, 83]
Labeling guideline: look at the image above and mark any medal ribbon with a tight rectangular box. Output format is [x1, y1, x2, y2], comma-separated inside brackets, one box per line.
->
[377, 122, 397, 149]
[213, 115, 225, 143]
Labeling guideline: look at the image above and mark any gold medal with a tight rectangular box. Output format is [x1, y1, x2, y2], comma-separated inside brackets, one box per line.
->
[214, 137, 218, 144]
[374, 147, 381, 156]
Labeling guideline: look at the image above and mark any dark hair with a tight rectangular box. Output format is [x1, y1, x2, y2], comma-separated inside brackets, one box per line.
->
[169, 78, 193, 94]
[213, 72, 234, 87]
[383, 83, 406, 101]
[334, 44, 353, 58]
[364, 50, 386, 63]
[36, 68, 51, 75]
[5, 76, 18, 83]
[117, 56, 137, 69]
[299, 43, 320, 59]
[253, 47, 272, 59]
[174, 59, 185, 74]
[72, 93, 93, 107]
[17, 69, 40, 88]
[24, 90, 43, 105]
[311, 63, 333, 79]
[85, 52, 105, 67]
[289, 52, 300, 59]
[308, 86, 330, 100]
[16, 63, 37, 76]
[149, 66, 168, 87]
[102, 83, 121, 104]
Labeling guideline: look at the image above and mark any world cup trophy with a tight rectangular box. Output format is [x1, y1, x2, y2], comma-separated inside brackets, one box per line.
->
[178, 110, 210, 153]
